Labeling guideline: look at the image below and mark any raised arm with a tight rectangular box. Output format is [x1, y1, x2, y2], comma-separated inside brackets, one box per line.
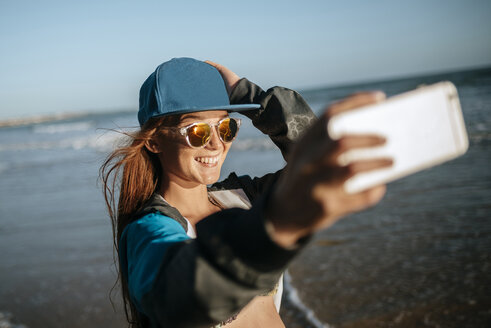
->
[206, 61, 317, 199]
[230, 78, 316, 159]
[206, 60, 316, 159]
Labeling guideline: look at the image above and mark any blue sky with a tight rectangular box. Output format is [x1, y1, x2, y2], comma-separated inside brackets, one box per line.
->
[1, 0, 490, 119]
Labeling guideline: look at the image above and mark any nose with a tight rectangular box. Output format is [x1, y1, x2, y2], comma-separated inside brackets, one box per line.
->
[205, 125, 223, 150]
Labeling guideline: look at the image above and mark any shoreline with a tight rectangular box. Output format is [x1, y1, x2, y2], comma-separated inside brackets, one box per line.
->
[281, 272, 331, 328]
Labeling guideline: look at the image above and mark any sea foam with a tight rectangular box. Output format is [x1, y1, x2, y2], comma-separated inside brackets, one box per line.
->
[284, 271, 331, 328]
[33, 121, 93, 134]
[0, 312, 27, 328]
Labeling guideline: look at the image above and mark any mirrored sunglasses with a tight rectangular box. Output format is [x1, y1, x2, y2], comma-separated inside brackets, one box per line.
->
[170, 117, 242, 148]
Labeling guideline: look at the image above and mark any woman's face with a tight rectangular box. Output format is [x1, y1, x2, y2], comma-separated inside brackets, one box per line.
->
[154, 110, 233, 187]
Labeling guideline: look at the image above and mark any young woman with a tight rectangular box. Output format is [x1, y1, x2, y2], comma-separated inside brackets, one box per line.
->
[101, 57, 391, 327]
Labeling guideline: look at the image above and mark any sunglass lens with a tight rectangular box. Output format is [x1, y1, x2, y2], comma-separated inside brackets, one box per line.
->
[219, 118, 238, 143]
[187, 123, 211, 147]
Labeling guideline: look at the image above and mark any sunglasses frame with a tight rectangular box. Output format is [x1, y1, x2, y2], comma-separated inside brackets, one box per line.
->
[175, 117, 242, 148]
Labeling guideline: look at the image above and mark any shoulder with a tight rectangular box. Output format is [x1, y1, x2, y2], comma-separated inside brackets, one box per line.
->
[119, 212, 190, 277]
[119, 213, 192, 312]
[122, 212, 189, 246]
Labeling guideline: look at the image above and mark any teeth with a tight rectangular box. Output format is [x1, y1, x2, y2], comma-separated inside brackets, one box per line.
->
[196, 156, 219, 164]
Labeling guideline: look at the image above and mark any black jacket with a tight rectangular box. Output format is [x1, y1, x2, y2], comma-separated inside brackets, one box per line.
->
[119, 78, 316, 327]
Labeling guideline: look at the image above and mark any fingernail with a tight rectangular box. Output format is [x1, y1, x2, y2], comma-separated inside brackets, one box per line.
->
[373, 91, 386, 101]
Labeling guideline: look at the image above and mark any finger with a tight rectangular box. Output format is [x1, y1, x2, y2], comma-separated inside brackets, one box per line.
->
[327, 135, 386, 165]
[310, 177, 387, 224]
[205, 60, 229, 76]
[342, 158, 393, 179]
[205, 60, 236, 78]
[326, 91, 386, 118]
[332, 134, 386, 154]
[307, 157, 392, 188]
[338, 134, 387, 148]
[344, 184, 387, 213]
[204, 60, 220, 69]
[299, 134, 387, 172]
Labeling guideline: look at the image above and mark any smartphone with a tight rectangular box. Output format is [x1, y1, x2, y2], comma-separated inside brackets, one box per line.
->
[327, 81, 469, 193]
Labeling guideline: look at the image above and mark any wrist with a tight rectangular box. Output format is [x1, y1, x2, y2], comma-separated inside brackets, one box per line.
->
[264, 218, 309, 249]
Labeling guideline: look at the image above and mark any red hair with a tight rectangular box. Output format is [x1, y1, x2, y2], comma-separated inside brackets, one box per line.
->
[100, 115, 178, 327]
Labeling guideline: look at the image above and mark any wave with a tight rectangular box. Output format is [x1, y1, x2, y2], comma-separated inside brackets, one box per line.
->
[0, 134, 279, 153]
[283, 271, 331, 328]
[0, 108, 135, 128]
[0, 133, 122, 152]
[0, 312, 27, 328]
[33, 121, 94, 134]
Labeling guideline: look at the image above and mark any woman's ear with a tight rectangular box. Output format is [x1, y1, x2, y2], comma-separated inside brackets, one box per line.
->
[145, 138, 162, 154]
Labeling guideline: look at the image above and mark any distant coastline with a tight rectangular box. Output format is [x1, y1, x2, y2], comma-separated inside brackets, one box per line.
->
[0, 109, 134, 128]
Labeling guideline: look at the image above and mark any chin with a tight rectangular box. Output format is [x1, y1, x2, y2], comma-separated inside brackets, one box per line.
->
[202, 172, 221, 185]
[194, 160, 224, 185]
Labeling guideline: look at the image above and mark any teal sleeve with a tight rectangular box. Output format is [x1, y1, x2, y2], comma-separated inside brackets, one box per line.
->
[120, 213, 190, 313]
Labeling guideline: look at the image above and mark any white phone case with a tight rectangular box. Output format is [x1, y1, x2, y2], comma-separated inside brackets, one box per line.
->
[327, 81, 469, 193]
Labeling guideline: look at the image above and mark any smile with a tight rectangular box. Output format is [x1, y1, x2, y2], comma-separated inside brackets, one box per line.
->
[195, 156, 220, 165]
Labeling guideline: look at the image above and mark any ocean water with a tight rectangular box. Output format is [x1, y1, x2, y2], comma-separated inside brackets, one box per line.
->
[0, 67, 490, 327]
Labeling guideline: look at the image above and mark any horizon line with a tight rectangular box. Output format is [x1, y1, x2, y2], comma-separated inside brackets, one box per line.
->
[2, 63, 490, 128]
[298, 62, 491, 94]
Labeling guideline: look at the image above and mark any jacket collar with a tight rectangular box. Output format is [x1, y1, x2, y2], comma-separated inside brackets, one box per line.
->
[135, 193, 188, 231]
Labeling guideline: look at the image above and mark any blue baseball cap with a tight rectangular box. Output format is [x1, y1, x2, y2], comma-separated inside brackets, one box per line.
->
[138, 57, 261, 126]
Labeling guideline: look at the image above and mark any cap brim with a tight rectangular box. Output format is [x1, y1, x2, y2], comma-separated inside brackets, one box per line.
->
[154, 104, 261, 117]
[225, 104, 262, 112]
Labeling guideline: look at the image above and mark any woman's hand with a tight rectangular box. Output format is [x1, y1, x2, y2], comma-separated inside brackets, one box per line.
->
[266, 92, 393, 247]
[205, 60, 240, 96]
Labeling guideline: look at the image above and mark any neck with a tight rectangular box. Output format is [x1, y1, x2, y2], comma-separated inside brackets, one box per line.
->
[159, 176, 219, 227]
